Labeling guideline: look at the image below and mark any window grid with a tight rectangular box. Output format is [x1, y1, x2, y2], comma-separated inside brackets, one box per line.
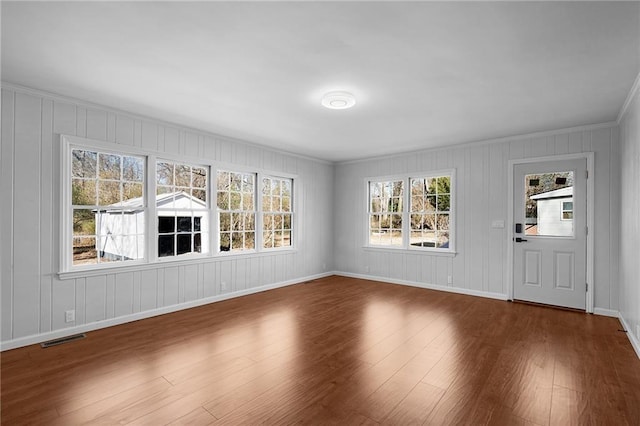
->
[262, 177, 293, 249]
[217, 171, 256, 252]
[71, 149, 146, 266]
[156, 161, 209, 258]
[562, 201, 573, 220]
[367, 172, 454, 251]
[409, 176, 451, 249]
[368, 180, 404, 246]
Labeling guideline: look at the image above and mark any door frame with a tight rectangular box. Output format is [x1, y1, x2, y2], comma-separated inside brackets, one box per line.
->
[506, 152, 595, 312]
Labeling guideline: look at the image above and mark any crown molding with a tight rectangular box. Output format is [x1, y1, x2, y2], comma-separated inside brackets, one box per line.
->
[617, 71, 640, 124]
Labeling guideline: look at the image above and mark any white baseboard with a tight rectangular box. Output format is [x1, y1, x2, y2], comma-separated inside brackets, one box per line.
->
[618, 314, 640, 360]
[0, 272, 334, 352]
[334, 271, 509, 301]
[593, 308, 620, 318]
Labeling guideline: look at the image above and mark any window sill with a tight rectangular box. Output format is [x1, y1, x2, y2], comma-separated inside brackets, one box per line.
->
[58, 248, 298, 280]
[363, 246, 457, 257]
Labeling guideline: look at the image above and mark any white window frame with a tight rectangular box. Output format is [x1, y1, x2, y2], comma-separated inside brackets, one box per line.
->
[364, 169, 456, 254]
[155, 159, 211, 261]
[60, 135, 297, 278]
[561, 200, 573, 221]
[261, 175, 295, 251]
[215, 169, 258, 254]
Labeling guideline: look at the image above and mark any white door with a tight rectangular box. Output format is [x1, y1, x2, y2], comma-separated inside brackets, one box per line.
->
[513, 159, 587, 310]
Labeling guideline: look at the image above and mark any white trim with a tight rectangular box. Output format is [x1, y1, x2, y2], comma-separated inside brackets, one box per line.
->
[339, 122, 617, 166]
[506, 152, 595, 312]
[619, 314, 640, 360]
[1, 81, 332, 166]
[335, 271, 508, 301]
[59, 134, 300, 278]
[617, 71, 640, 123]
[0, 272, 333, 351]
[593, 308, 619, 318]
[364, 169, 456, 254]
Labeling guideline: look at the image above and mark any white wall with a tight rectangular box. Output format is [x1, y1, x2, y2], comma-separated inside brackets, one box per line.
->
[619, 80, 640, 349]
[0, 85, 334, 348]
[334, 125, 621, 311]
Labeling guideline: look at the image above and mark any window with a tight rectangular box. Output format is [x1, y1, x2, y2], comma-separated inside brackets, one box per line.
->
[156, 161, 209, 257]
[62, 135, 296, 274]
[368, 180, 404, 246]
[262, 176, 293, 249]
[217, 171, 255, 252]
[409, 176, 450, 248]
[71, 149, 145, 265]
[367, 171, 454, 252]
[561, 201, 573, 220]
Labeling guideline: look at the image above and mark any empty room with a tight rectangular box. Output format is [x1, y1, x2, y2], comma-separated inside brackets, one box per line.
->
[2, 1, 640, 425]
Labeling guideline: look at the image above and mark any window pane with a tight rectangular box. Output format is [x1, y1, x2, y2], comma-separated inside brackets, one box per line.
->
[177, 234, 192, 255]
[175, 165, 191, 187]
[262, 196, 272, 211]
[123, 182, 143, 202]
[73, 209, 95, 235]
[524, 171, 573, 236]
[123, 156, 144, 182]
[437, 194, 450, 212]
[98, 181, 121, 205]
[73, 236, 97, 265]
[219, 213, 231, 232]
[243, 192, 254, 210]
[72, 150, 97, 178]
[245, 213, 255, 231]
[220, 233, 230, 251]
[158, 235, 175, 257]
[193, 167, 207, 188]
[232, 232, 243, 249]
[245, 232, 255, 250]
[217, 171, 230, 190]
[177, 216, 192, 232]
[194, 233, 202, 252]
[230, 192, 242, 210]
[230, 173, 242, 191]
[194, 217, 201, 232]
[192, 189, 206, 204]
[157, 162, 174, 185]
[158, 216, 175, 233]
[217, 191, 229, 210]
[72, 179, 96, 205]
[99, 235, 122, 262]
[99, 153, 121, 180]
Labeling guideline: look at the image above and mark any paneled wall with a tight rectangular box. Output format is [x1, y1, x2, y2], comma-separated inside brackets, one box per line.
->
[334, 125, 621, 311]
[0, 85, 334, 348]
[619, 82, 640, 347]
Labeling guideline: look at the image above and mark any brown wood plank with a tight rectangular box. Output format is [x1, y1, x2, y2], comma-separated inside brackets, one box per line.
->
[2, 276, 639, 425]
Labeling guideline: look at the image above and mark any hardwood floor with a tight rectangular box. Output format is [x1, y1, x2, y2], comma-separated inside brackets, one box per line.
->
[2, 276, 639, 425]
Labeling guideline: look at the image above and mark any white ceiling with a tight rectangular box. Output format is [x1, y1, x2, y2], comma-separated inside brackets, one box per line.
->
[2, 2, 639, 162]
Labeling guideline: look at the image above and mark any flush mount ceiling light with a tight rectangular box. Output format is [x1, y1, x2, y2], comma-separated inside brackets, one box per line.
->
[321, 91, 356, 109]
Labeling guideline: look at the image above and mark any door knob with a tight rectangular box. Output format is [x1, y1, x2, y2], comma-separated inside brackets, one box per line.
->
[514, 237, 528, 243]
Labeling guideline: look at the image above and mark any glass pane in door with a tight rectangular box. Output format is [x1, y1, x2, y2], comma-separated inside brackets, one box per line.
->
[524, 171, 574, 237]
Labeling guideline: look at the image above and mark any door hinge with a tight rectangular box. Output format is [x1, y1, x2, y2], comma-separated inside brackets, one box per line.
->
[585, 170, 589, 179]
[586, 226, 588, 235]
[586, 283, 588, 292]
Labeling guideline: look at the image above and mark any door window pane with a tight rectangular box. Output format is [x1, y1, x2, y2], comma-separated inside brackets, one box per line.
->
[525, 171, 574, 237]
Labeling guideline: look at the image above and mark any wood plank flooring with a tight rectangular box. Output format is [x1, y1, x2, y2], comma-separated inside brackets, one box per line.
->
[2, 276, 640, 425]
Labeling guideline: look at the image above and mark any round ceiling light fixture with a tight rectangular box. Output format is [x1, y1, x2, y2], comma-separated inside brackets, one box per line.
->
[321, 91, 356, 109]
